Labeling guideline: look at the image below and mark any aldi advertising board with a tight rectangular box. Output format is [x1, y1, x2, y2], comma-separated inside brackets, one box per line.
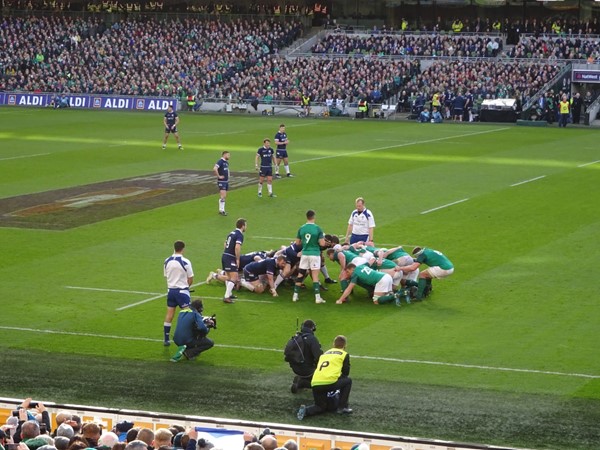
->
[0, 92, 178, 110]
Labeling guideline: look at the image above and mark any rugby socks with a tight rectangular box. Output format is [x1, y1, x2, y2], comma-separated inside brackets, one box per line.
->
[313, 282, 321, 296]
[376, 294, 396, 304]
[258, 183, 263, 195]
[225, 281, 234, 298]
[267, 183, 273, 195]
[163, 323, 171, 342]
[284, 164, 290, 175]
[416, 278, 427, 299]
[274, 273, 284, 289]
[240, 279, 255, 291]
[320, 266, 331, 279]
[219, 198, 225, 213]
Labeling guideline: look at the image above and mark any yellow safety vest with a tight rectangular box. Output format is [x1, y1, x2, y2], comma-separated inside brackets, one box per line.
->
[312, 348, 347, 386]
[560, 101, 569, 114]
[432, 93, 440, 107]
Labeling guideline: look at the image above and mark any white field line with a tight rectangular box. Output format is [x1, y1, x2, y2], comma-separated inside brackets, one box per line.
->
[0, 325, 597, 379]
[510, 175, 546, 187]
[0, 153, 50, 162]
[251, 236, 420, 249]
[187, 130, 246, 136]
[286, 122, 320, 128]
[420, 198, 470, 215]
[293, 128, 510, 166]
[578, 159, 600, 168]
[65, 286, 158, 295]
[65, 284, 274, 310]
[252, 236, 296, 241]
[108, 142, 128, 147]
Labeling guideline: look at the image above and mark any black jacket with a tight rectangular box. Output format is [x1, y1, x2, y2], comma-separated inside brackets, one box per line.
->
[289, 326, 323, 376]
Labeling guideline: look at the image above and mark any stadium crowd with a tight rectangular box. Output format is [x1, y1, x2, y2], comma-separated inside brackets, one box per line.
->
[0, 14, 567, 107]
[311, 33, 504, 58]
[0, 398, 377, 450]
[0, 15, 303, 96]
[312, 32, 600, 61]
[508, 35, 600, 61]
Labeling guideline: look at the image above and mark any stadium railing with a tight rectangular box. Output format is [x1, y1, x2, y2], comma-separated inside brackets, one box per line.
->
[0, 397, 524, 450]
[521, 63, 573, 119]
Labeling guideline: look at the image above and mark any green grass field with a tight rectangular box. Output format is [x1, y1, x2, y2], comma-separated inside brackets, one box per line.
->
[1, 108, 599, 450]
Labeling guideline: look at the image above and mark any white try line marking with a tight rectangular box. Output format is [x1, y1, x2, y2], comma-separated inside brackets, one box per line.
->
[578, 159, 600, 168]
[251, 236, 420, 249]
[65, 284, 275, 310]
[65, 286, 159, 295]
[510, 175, 546, 187]
[421, 198, 470, 215]
[293, 128, 510, 166]
[0, 325, 597, 379]
[0, 152, 50, 162]
[187, 130, 246, 136]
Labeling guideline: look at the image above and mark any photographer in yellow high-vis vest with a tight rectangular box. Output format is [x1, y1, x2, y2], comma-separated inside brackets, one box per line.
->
[558, 94, 570, 128]
[297, 335, 353, 419]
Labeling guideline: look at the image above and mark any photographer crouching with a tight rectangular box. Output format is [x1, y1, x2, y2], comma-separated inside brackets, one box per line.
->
[170, 299, 215, 362]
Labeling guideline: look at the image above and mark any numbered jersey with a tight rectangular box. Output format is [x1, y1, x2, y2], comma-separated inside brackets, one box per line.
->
[223, 229, 244, 257]
[296, 223, 323, 256]
[350, 264, 386, 287]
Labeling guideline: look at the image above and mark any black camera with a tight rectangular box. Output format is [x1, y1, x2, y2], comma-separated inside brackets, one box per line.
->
[29, 402, 38, 408]
[12, 410, 19, 417]
[203, 314, 217, 329]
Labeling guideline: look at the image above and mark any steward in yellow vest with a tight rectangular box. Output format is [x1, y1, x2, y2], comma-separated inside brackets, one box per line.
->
[558, 95, 570, 128]
[297, 335, 353, 419]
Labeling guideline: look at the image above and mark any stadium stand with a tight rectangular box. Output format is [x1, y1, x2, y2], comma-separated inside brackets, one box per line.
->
[0, 398, 525, 450]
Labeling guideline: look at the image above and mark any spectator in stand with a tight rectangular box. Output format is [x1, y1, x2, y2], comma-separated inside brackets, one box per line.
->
[97, 432, 120, 450]
[152, 429, 173, 450]
[81, 423, 102, 448]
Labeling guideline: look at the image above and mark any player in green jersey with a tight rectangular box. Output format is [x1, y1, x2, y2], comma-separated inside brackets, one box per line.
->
[336, 263, 397, 306]
[293, 210, 327, 304]
[399, 247, 454, 300]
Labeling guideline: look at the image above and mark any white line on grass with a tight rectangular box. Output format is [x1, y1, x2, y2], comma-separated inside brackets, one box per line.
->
[251, 236, 421, 249]
[187, 130, 246, 136]
[578, 160, 600, 168]
[0, 325, 597, 379]
[65, 286, 159, 295]
[65, 284, 274, 310]
[510, 175, 546, 187]
[0, 153, 50, 162]
[420, 198, 470, 215]
[252, 236, 295, 241]
[293, 128, 510, 166]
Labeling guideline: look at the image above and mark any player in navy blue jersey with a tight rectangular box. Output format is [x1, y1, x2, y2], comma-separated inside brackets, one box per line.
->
[240, 255, 286, 296]
[221, 218, 247, 303]
[273, 241, 302, 290]
[274, 123, 293, 178]
[255, 139, 277, 198]
[206, 250, 273, 285]
[214, 151, 230, 216]
[162, 105, 183, 150]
